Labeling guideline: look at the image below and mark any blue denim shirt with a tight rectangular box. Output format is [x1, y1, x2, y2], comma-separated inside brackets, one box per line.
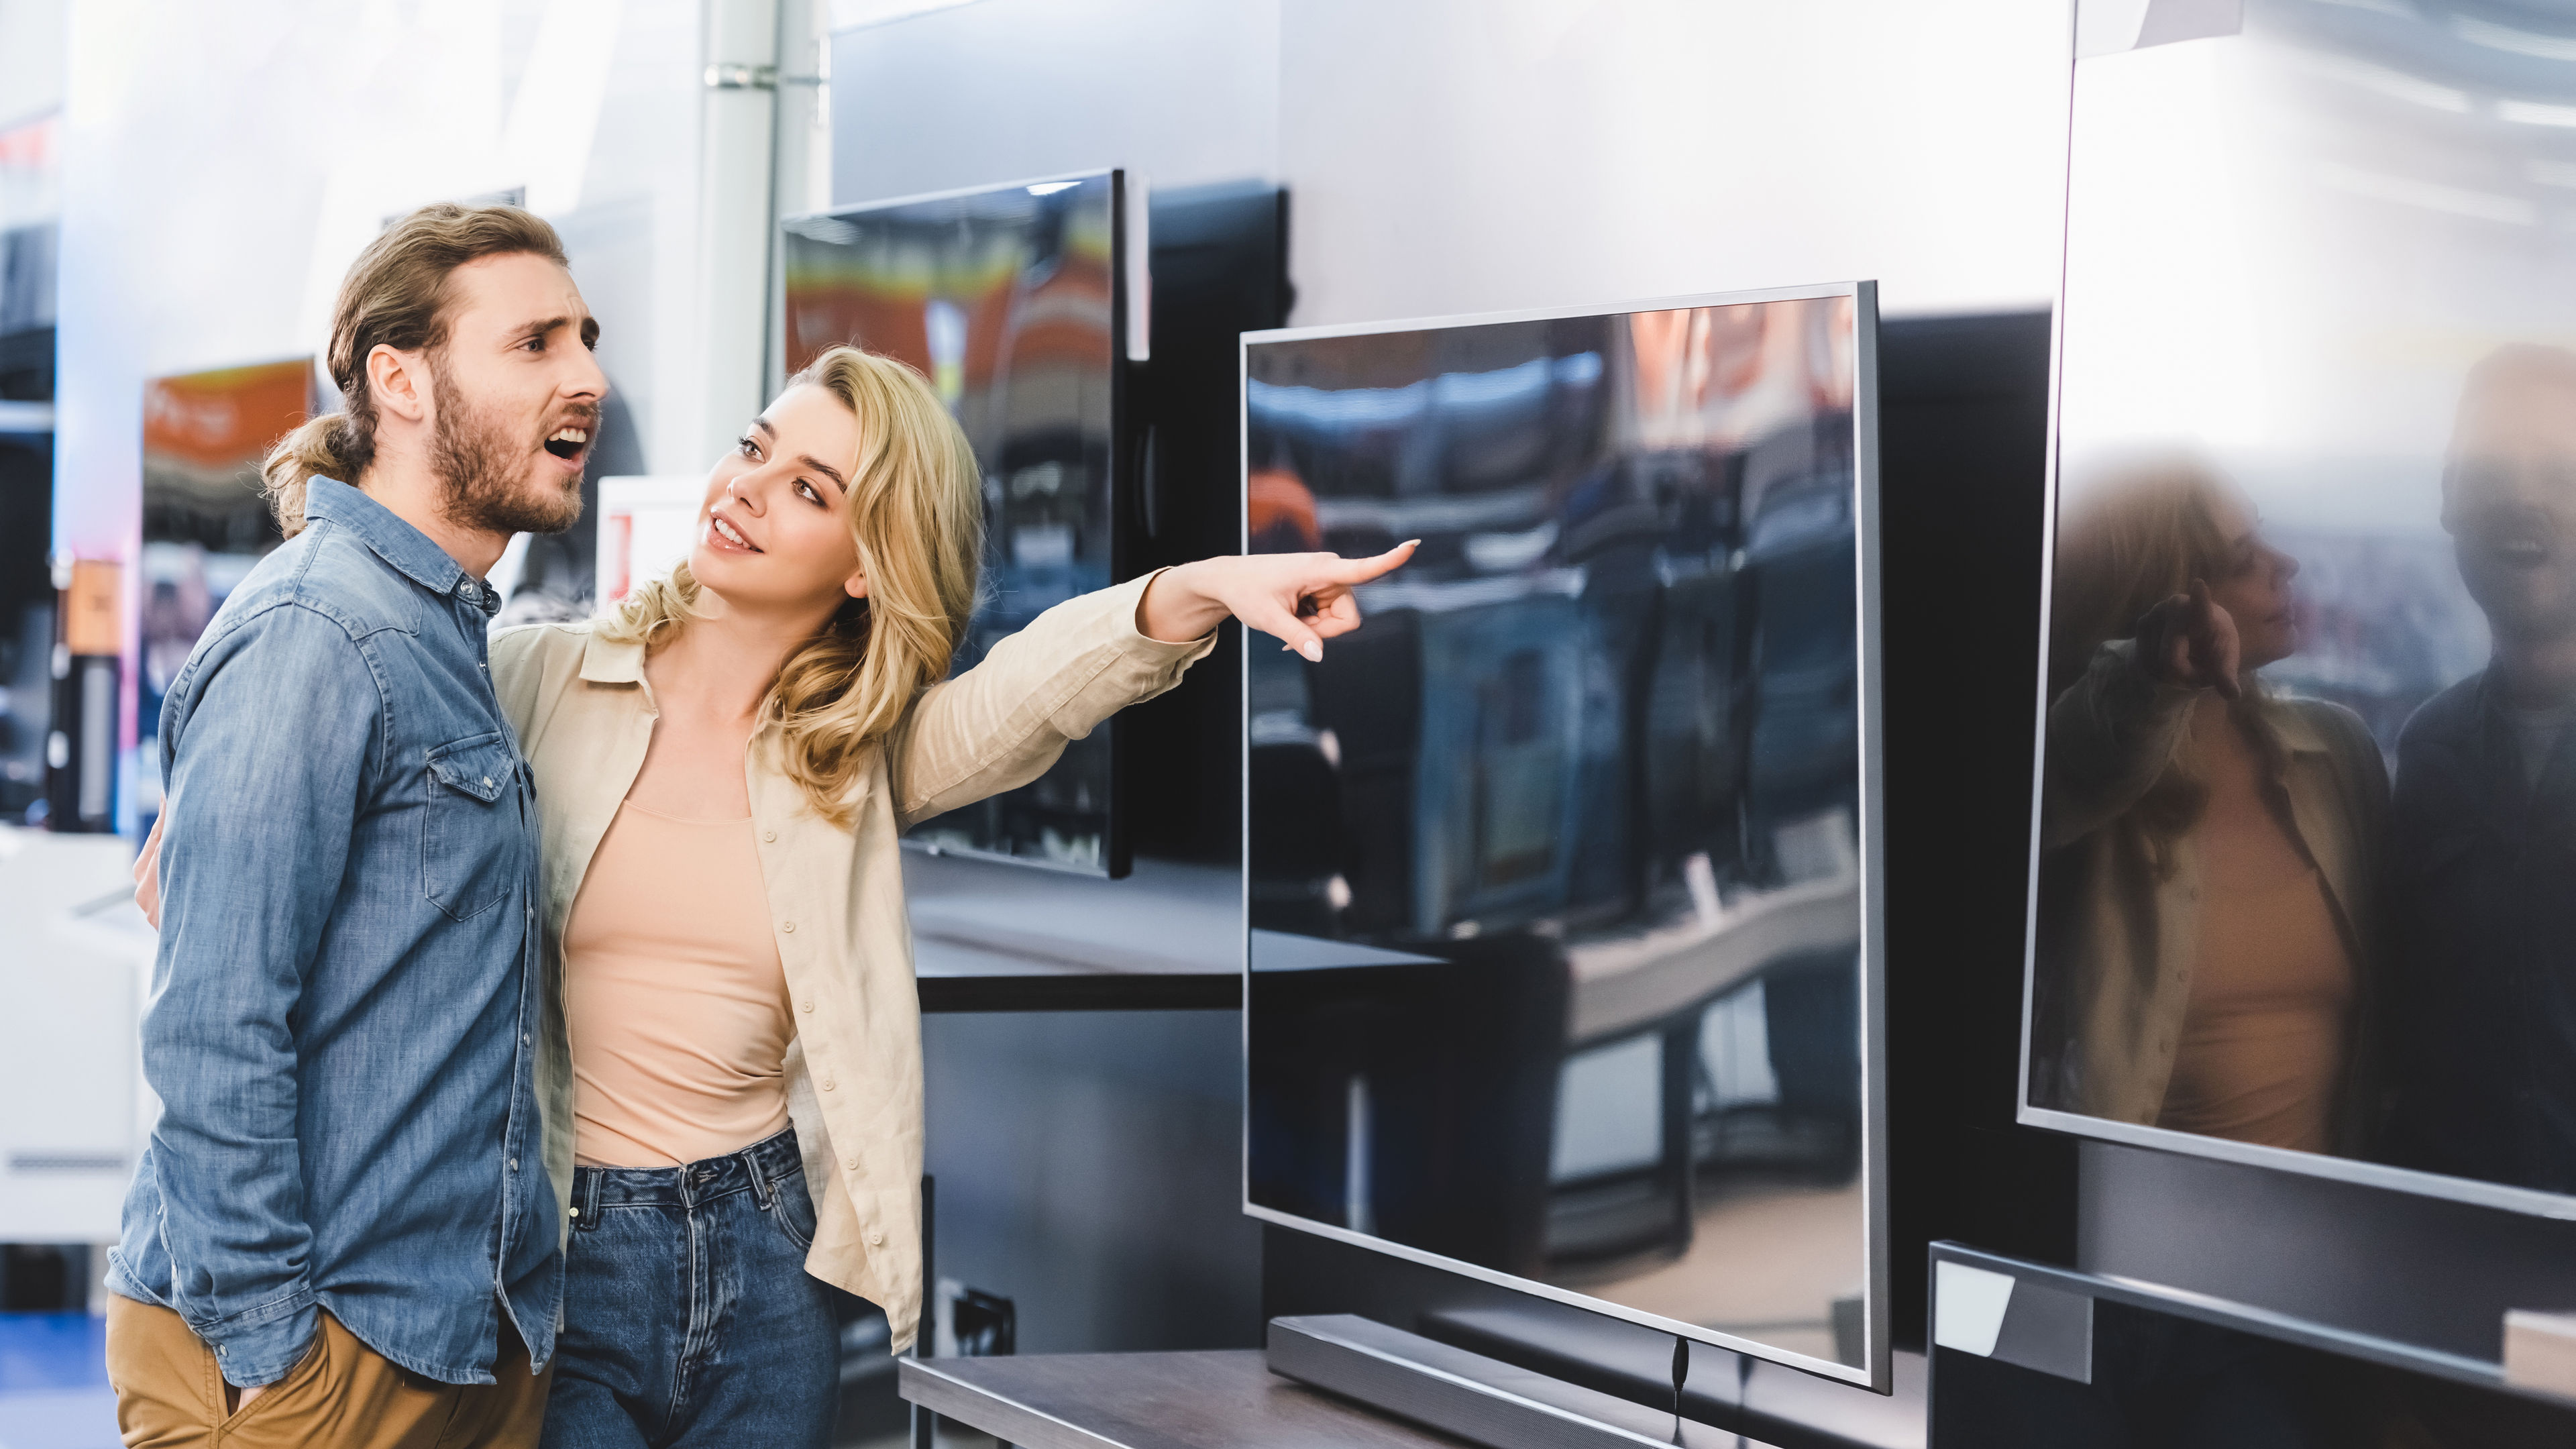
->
[107, 478, 560, 1388]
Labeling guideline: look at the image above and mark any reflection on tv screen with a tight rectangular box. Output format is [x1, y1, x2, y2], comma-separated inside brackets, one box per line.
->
[2028, 0, 2576, 1215]
[139, 358, 311, 828]
[782, 172, 1123, 873]
[1243, 290, 1878, 1375]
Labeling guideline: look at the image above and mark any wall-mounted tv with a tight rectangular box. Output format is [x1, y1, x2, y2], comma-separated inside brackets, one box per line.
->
[781, 170, 1143, 875]
[138, 357, 316, 824]
[1242, 282, 1888, 1391]
[2024, 0, 2576, 1217]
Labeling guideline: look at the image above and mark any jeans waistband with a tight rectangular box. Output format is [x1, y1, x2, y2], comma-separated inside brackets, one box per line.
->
[574, 1127, 802, 1216]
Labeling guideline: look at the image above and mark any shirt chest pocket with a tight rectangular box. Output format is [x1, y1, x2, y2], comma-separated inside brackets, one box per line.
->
[423, 732, 526, 921]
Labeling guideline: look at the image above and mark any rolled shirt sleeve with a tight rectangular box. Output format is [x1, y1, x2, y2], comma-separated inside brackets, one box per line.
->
[144, 602, 379, 1386]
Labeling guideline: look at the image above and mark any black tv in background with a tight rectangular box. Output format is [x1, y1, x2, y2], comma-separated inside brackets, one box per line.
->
[782, 170, 1143, 875]
[1241, 284, 1890, 1391]
[1120, 180, 1291, 865]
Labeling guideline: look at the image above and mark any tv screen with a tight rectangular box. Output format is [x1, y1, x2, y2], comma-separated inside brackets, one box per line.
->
[139, 357, 315, 826]
[2025, 0, 2576, 1215]
[780, 170, 1140, 875]
[1242, 284, 1888, 1389]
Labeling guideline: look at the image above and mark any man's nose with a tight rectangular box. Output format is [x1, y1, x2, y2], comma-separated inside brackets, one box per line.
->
[569, 345, 608, 402]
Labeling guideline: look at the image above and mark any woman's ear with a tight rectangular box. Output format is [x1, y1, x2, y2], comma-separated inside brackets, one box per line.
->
[842, 564, 869, 602]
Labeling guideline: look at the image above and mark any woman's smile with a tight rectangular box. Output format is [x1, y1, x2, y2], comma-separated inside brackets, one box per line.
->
[706, 511, 763, 554]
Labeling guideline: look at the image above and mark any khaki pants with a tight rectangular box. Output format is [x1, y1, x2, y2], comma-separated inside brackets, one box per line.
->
[105, 1295, 551, 1448]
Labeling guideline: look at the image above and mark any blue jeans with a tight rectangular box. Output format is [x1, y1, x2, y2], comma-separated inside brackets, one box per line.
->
[541, 1128, 839, 1448]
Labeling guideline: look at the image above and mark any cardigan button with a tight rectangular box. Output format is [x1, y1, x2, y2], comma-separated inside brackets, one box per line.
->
[800, 998, 814, 1014]
[782, 920, 796, 934]
[763, 830, 776, 843]
[867, 1230, 884, 1247]
[845, 1157, 860, 1171]
[822, 1077, 836, 1091]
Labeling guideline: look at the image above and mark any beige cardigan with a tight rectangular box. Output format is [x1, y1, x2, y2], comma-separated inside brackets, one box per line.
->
[2031, 642, 2389, 1144]
[491, 572, 1214, 1350]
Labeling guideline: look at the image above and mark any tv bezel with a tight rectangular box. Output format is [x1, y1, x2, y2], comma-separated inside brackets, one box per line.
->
[2010, 29, 2576, 1224]
[780, 167, 1146, 877]
[1236, 279, 1892, 1394]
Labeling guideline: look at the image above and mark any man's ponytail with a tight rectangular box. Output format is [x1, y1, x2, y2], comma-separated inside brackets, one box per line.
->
[260, 412, 370, 539]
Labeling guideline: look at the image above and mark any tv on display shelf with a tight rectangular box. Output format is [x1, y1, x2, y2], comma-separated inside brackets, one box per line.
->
[1240, 281, 1890, 1392]
[781, 168, 1143, 876]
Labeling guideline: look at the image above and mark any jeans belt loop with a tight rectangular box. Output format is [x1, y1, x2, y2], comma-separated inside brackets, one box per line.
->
[576, 1167, 603, 1230]
[745, 1139, 777, 1210]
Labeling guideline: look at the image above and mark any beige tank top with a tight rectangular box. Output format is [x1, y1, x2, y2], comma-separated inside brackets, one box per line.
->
[564, 800, 794, 1169]
[2156, 713, 2354, 1153]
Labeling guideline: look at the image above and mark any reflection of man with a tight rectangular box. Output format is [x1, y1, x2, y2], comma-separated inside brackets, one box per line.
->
[2390, 344, 2576, 1191]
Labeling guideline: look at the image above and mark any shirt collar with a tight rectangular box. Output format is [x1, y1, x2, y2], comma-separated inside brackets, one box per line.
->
[2265, 698, 2336, 757]
[578, 629, 646, 684]
[303, 477, 496, 614]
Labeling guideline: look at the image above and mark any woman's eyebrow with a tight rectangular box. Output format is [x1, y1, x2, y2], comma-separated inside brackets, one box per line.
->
[798, 455, 849, 493]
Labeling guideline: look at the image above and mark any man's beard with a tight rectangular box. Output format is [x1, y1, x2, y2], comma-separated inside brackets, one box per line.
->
[427, 361, 585, 536]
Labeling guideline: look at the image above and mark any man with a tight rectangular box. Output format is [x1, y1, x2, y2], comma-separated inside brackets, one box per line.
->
[2387, 343, 2576, 1193]
[105, 203, 604, 1446]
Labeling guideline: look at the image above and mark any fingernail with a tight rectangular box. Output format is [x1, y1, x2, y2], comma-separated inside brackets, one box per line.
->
[1300, 640, 1322, 663]
[1402, 539, 1420, 548]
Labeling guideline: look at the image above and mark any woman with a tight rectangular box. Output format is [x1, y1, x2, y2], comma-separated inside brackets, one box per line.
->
[490, 346, 1410, 1446]
[2031, 456, 2386, 1157]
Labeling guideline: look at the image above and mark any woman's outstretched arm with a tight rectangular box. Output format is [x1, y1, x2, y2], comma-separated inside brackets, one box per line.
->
[1134, 542, 1417, 656]
[887, 543, 1417, 829]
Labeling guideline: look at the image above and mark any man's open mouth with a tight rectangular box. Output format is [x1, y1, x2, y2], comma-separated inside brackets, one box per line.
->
[543, 426, 590, 462]
[2498, 536, 2550, 567]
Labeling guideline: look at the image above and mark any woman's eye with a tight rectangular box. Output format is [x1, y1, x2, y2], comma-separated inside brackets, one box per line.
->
[737, 435, 759, 458]
[797, 480, 822, 504]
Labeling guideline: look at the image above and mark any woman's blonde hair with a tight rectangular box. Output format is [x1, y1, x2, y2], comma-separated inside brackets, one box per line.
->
[599, 347, 985, 824]
[2050, 452, 2269, 850]
[2049, 453, 2235, 700]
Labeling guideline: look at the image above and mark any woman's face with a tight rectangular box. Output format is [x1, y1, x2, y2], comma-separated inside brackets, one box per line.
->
[2206, 488, 2302, 670]
[688, 383, 867, 616]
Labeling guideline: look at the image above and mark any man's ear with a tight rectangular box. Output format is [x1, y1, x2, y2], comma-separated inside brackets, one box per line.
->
[368, 344, 431, 427]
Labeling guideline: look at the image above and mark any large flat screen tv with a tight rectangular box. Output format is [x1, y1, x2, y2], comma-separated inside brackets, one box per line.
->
[1242, 283, 1888, 1390]
[781, 169, 1144, 875]
[2024, 0, 2576, 1216]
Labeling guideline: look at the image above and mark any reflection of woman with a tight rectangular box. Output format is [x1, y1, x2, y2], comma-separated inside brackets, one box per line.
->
[2033, 460, 2387, 1154]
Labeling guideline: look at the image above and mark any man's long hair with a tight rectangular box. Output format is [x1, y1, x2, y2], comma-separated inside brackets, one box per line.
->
[260, 203, 568, 537]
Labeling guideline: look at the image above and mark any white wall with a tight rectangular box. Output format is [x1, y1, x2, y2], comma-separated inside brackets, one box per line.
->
[0, 0, 67, 131]
[1278, 0, 2074, 325]
[50, 0, 710, 559]
[829, 0, 1282, 204]
[831, 0, 2072, 325]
